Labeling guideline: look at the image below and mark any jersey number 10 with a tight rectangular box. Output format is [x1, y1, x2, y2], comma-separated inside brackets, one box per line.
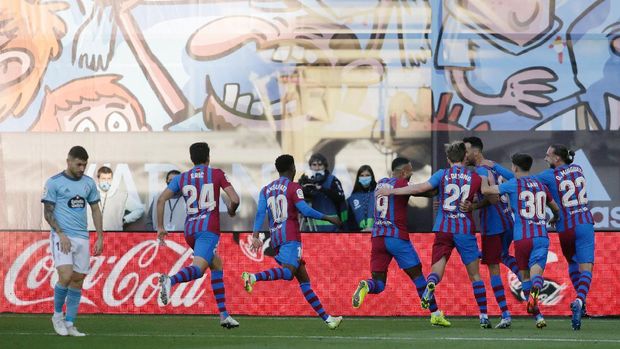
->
[267, 194, 288, 223]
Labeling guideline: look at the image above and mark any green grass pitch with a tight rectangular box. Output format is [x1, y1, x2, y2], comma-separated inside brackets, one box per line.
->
[2, 314, 619, 349]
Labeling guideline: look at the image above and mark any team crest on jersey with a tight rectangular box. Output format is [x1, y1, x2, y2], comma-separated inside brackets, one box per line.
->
[353, 199, 361, 209]
[68, 195, 86, 209]
[296, 189, 304, 199]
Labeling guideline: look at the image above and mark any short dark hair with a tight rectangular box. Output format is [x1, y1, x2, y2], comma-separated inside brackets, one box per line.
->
[391, 157, 410, 171]
[165, 169, 181, 182]
[68, 146, 89, 161]
[445, 141, 466, 163]
[97, 166, 113, 178]
[275, 154, 295, 173]
[308, 153, 328, 169]
[511, 153, 533, 171]
[463, 136, 483, 151]
[550, 144, 575, 164]
[189, 142, 210, 165]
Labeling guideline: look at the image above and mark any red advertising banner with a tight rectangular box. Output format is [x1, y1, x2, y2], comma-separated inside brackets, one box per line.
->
[1, 232, 618, 316]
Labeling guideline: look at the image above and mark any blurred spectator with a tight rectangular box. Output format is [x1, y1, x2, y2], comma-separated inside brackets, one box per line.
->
[146, 170, 186, 231]
[298, 153, 346, 231]
[346, 165, 376, 231]
[87, 166, 144, 231]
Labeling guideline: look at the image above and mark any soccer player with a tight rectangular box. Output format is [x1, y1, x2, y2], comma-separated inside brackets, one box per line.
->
[481, 153, 560, 329]
[492, 144, 594, 330]
[157, 142, 240, 329]
[462, 137, 517, 328]
[241, 155, 343, 329]
[378, 142, 490, 328]
[352, 157, 451, 327]
[42, 146, 104, 336]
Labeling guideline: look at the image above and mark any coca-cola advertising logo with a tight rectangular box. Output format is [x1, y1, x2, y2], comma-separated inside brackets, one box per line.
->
[2, 233, 209, 313]
[1, 232, 619, 316]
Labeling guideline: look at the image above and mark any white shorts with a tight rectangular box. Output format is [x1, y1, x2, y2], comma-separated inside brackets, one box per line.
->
[50, 234, 90, 274]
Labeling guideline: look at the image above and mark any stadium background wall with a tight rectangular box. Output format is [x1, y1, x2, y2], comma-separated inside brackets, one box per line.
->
[1, 232, 618, 317]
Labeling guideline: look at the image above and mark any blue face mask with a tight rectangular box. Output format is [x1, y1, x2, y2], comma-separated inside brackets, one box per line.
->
[358, 176, 372, 187]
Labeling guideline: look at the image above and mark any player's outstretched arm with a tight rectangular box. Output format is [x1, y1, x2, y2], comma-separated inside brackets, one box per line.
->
[156, 188, 175, 245]
[90, 202, 104, 256]
[223, 186, 240, 217]
[413, 187, 438, 198]
[492, 163, 514, 180]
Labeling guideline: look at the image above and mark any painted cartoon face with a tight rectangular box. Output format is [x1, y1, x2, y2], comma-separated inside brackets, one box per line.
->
[460, 0, 554, 45]
[188, 13, 383, 130]
[58, 97, 147, 132]
[0, 35, 33, 92]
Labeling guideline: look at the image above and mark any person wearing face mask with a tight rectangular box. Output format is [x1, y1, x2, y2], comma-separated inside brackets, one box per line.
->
[146, 170, 187, 232]
[346, 165, 376, 231]
[298, 153, 347, 232]
[87, 166, 144, 231]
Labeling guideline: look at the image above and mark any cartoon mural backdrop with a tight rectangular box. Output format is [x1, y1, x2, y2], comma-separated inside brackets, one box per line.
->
[0, 0, 617, 231]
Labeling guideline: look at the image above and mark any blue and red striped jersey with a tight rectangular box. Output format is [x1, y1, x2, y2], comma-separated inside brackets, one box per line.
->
[429, 165, 481, 235]
[372, 177, 410, 240]
[168, 165, 232, 235]
[259, 177, 305, 247]
[475, 165, 514, 235]
[499, 176, 552, 241]
[535, 164, 593, 232]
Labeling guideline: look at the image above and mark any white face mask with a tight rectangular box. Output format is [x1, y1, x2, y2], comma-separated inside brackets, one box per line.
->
[99, 182, 111, 192]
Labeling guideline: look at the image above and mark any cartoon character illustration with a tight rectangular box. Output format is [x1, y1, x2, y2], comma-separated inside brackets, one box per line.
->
[434, 0, 583, 130]
[31, 75, 149, 132]
[0, 0, 67, 123]
[568, 0, 620, 130]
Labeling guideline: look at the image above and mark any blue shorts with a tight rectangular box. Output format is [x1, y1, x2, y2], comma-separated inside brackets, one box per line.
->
[559, 224, 595, 264]
[185, 231, 219, 264]
[275, 241, 302, 269]
[515, 236, 549, 271]
[371, 236, 421, 272]
[432, 232, 480, 266]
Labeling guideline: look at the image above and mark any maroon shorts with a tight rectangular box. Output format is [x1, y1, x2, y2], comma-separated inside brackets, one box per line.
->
[481, 234, 502, 265]
[370, 237, 391, 272]
[431, 232, 455, 265]
[514, 239, 532, 271]
[559, 227, 576, 262]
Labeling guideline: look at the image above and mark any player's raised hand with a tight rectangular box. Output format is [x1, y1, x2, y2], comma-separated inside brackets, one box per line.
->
[93, 236, 104, 256]
[157, 227, 168, 246]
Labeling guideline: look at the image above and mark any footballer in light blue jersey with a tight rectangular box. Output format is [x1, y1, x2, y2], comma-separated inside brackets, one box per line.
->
[42, 146, 103, 337]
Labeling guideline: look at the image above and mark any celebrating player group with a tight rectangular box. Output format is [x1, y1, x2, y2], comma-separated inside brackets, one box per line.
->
[43, 138, 594, 336]
[368, 137, 594, 331]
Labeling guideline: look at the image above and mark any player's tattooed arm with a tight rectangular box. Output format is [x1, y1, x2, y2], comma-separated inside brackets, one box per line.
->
[43, 202, 62, 234]
[44, 202, 71, 254]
